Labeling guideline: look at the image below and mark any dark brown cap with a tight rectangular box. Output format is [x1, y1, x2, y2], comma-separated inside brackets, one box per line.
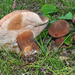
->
[48, 20, 70, 38]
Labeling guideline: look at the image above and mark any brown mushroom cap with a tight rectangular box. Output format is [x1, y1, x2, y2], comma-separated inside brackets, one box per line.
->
[0, 10, 29, 26]
[48, 20, 70, 38]
[55, 37, 64, 46]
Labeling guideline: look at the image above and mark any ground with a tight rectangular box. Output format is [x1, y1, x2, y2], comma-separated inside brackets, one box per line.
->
[0, 0, 75, 75]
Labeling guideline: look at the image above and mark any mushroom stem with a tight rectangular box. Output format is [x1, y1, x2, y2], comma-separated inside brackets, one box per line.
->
[17, 29, 40, 57]
[55, 37, 64, 46]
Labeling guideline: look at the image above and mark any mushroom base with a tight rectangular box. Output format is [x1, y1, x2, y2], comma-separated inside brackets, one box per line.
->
[21, 52, 41, 63]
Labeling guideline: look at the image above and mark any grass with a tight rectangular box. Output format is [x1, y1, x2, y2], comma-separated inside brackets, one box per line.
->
[0, 0, 75, 75]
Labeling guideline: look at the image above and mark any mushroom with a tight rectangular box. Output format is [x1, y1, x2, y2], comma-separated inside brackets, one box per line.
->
[0, 10, 49, 57]
[48, 20, 70, 46]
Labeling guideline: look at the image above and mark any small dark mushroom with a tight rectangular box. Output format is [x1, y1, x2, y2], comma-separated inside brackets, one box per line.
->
[48, 20, 70, 46]
[55, 37, 64, 46]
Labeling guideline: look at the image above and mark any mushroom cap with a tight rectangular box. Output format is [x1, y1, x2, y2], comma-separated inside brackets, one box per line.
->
[55, 37, 64, 46]
[0, 10, 49, 45]
[48, 20, 70, 38]
[0, 10, 29, 26]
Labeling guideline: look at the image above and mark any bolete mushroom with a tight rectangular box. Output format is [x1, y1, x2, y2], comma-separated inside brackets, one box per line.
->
[0, 10, 49, 58]
[48, 20, 70, 46]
